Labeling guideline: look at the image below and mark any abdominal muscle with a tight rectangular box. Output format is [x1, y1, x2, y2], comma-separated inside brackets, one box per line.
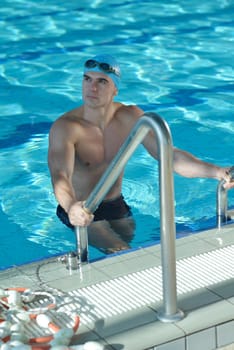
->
[71, 161, 124, 202]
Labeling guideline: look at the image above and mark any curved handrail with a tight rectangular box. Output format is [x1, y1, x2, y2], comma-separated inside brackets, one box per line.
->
[217, 180, 228, 228]
[217, 167, 234, 228]
[75, 112, 184, 322]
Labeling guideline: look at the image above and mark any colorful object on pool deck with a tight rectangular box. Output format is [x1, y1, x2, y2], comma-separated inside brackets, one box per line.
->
[0, 287, 98, 350]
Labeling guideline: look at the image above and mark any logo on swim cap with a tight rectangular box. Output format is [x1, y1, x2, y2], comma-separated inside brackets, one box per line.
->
[84, 54, 121, 90]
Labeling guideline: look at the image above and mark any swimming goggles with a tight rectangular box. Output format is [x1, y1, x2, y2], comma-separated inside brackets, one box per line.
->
[84, 59, 120, 77]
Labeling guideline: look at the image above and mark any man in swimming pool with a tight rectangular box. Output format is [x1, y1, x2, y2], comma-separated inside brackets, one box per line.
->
[48, 54, 234, 253]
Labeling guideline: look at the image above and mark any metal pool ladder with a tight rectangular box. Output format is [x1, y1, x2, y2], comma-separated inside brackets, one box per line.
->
[74, 112, 184, 323]
[217, 166, 234, 228]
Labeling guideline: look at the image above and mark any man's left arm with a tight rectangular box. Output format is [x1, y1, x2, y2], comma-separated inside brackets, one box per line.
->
[173, 148, 234, 189]
[129, 109, 234, 189]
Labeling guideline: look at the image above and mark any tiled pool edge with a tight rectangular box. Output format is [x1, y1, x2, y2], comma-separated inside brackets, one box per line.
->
[0, 224, 233, 350]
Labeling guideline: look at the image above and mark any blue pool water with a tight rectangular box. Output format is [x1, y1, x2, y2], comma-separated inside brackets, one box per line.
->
[0, 0, 234, 269]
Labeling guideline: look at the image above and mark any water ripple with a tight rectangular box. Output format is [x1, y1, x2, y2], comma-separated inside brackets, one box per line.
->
[1, 0, 234, 265]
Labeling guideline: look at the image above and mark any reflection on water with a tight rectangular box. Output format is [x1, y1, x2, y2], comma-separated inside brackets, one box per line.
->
[0, 0, 234, 266]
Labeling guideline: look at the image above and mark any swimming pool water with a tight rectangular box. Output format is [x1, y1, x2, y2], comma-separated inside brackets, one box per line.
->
[0, 0, 234, 269]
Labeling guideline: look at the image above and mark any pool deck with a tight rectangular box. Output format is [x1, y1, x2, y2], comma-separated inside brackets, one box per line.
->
[1, 224, 234, 350]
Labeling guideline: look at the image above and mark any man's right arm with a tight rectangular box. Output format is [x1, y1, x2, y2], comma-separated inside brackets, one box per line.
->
[48, 119, 93, 227]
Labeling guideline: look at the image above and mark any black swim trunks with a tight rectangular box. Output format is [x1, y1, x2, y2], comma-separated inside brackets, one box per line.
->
[56, 194, 132, 229]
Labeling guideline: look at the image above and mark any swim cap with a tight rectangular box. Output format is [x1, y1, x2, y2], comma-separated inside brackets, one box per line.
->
[84, 54, 121, 90]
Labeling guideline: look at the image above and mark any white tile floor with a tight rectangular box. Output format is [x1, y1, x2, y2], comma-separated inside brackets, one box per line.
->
[218, 346, 234, 350]
[0, 224, 234, 350]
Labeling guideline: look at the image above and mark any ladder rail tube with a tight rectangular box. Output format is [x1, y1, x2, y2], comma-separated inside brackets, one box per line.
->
[217, 180, 227, 228]
[217, 166, 234, 228]
[75, 112, 184, 322]
[75, 123, 149, 263]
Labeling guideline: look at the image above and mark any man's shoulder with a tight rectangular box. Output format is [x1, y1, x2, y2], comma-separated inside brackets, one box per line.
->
[50, 108, 85, 141]
[52, 107, 83, 127]
[115, 103, 144, 122]
[116, 103, 144, 117]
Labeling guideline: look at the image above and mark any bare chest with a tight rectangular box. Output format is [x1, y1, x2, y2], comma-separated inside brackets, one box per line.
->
[75, 122, 128, 169]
